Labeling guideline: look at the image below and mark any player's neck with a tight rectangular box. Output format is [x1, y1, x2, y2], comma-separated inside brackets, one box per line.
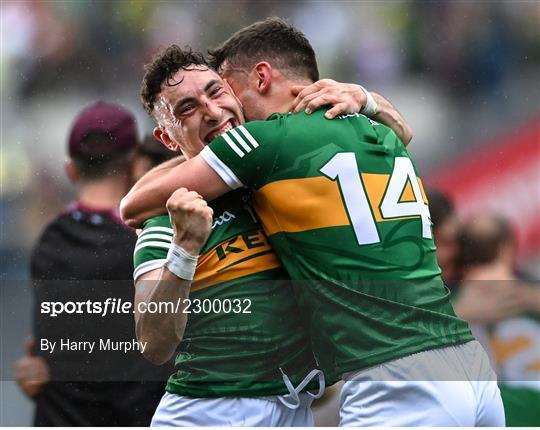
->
[270, 78, 309, 116]
[77, 178, 129, 211]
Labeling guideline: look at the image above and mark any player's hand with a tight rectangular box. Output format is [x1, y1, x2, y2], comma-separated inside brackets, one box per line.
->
[14, 338, 50, 398]
[291, 79, 367, 119]
[166, 188, 214, 255]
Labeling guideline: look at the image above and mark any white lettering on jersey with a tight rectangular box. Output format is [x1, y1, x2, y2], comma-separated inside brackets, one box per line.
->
[212, 211, 236, 229]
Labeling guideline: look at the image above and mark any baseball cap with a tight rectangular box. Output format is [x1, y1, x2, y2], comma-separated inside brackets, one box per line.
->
[68, 101, 138, 157]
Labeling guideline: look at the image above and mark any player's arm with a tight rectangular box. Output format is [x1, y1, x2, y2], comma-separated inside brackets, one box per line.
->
[121, 121, 277, 227]
[371, 91, 413, 145]
[121, 155, 227, 228]
[291, 79, 413, 145]
[122, 155, 186, 227]
[135, 267, 191, 365]
[134, 189, 213, 365]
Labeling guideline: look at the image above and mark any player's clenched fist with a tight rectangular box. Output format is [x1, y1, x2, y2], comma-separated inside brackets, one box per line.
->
[166, 188, 214, 255]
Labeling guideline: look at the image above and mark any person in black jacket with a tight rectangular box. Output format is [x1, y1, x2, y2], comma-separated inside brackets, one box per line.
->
[15, 102, 169, 426]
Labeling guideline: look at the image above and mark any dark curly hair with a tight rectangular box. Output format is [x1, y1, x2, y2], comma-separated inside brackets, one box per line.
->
[208, 17, 319, 83]
[141, 45, 209, 118]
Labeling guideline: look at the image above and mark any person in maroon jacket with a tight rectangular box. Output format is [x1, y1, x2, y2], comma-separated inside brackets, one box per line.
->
[15, 102, 169, 426]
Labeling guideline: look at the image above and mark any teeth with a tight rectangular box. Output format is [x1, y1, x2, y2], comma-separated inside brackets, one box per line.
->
[208, 121, 233, 141]
[217, 123, 232, 136]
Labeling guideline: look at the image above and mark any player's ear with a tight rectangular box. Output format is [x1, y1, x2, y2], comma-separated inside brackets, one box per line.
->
[153, 127, 180, 152]
[253, 61, 272, 94]
[64, 159, 79, 184]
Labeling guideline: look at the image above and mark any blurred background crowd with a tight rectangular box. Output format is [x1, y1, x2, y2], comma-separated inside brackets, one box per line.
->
[1, 0, 539, 426]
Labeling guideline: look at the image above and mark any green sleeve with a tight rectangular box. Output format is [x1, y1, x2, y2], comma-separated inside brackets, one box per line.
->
[132, 215, 173, 280]
[201, 119, 283, 190]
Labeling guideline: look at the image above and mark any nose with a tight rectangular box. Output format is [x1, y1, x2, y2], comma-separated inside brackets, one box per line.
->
[202, 99, 222, 122]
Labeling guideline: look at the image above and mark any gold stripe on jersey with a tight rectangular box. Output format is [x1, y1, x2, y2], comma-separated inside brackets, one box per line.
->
[491, 336, 530, 365]
[191, 229, 281, 291]
[254, 175, 428, 236]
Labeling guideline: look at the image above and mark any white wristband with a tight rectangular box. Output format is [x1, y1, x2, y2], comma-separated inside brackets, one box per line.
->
[359, 86, 379, 117]
[164, 243, 199, 281]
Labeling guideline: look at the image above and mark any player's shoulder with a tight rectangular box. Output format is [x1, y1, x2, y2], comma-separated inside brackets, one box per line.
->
[239, 110, 315, 135]
[275, 109, 338, 133]
[233, 116, 283, 142]
[268, 110, 325, 125]
[241, 110, 329, 140]
[208, 112, 314, 153]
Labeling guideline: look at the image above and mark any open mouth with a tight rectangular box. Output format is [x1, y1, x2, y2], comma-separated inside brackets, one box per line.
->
[205, 119, 236, 143]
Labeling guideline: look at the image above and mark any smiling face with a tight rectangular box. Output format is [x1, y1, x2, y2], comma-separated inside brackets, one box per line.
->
[153, 66, 244, 158]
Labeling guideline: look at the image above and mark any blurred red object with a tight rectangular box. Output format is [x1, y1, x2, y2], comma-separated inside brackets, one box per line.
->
[429, 115, 540, 261]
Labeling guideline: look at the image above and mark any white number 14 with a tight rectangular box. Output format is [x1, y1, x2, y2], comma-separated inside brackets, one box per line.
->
[320, 153, 432, 246]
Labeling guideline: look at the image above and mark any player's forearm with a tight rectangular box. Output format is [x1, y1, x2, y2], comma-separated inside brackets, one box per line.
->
[122, 157, 228, 228]
[134, 268, 191, 365]
[290, 80, 413, 145]
[121, 165, 182, 227]
[371, 92, 413, 146]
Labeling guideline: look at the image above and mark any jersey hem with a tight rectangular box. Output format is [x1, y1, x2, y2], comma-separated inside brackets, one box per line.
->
[334, 334, 475, 378]
[165, 379, 317, 399]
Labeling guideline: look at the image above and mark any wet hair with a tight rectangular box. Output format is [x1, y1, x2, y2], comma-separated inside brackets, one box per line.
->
[141, 45, 209, 118]
[208, 17, 319, 82]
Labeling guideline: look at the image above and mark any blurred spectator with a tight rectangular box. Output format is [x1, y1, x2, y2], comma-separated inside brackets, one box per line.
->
[4, 2, 537, 99]
[427, 188, 460, 283]
[456, 214, 540, 426]
[14, 102, 168, 426]
[455, 215, 531, 324]
[131, 135, 177, 183]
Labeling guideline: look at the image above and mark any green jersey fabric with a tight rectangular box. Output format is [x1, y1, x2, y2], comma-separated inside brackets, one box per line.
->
[201, 110, 473, 377]
[133, 189, 316, 397]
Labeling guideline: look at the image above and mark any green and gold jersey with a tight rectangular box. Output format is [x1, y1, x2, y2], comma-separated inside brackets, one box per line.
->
[133, 189, 316, 397]
[201, 110, 473, 378]
[491, 304, 540, 426]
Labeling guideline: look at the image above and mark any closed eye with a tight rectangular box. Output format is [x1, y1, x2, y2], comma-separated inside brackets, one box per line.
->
[181, 104, 195, 113]
[176, 103, 197, 117]
[209, 85, 224, 97]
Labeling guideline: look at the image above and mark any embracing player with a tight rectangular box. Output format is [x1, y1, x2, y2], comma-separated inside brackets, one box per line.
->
[132, 49, 319, 426]
[123, 18, 504, 426]
[130, 44, 409, 425]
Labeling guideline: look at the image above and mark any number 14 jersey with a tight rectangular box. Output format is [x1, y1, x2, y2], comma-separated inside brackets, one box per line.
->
[201, 110, 473, 379]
